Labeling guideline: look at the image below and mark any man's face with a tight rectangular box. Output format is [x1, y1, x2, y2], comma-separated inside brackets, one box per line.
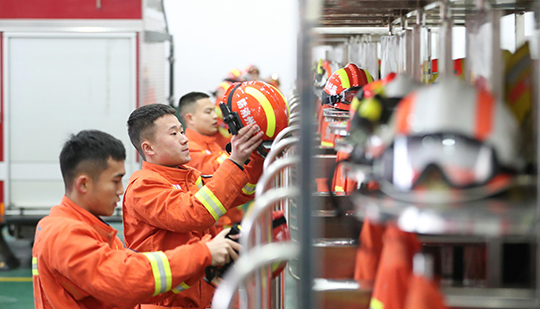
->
[149, 114, 191, 167]
[86, 158, 125, 217]
[191, 98, 218, 136]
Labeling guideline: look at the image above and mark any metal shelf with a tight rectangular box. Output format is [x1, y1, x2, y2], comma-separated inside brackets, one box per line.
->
[328, 122, 348, 136]
[317, 0, 537, 43]
[443, 287, 537, 308]
[351, 183, 536, 237]
[313, 280, 537, 308]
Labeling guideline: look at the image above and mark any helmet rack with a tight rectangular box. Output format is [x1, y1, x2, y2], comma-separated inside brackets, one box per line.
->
[211, 0, 540, 308]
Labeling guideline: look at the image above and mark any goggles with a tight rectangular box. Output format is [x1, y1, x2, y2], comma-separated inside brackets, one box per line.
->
[375, 133, 513, 191]
[321, 87, 361, 107]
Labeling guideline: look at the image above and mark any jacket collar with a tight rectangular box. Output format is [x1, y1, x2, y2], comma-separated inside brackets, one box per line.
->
[185, 128, 218, 145]
[142, 160, 197, 184]
[55, 196, 118, 241]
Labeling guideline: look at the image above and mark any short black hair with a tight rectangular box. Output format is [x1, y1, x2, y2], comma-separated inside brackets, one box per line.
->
[127, 103, 177, 159]
[60, 130, 126, 191]
[177, 92, 210, 122]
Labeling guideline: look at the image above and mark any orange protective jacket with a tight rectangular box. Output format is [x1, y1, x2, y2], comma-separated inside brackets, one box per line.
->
[369, 225, 421, 309]
[33, 196, 212, 309]
[404, 275, 449, 309]
[123, 158, 262, 308]
[331, 151, 358, 194]
[354, 218, 386, 282]
[185, 128, 244, 225]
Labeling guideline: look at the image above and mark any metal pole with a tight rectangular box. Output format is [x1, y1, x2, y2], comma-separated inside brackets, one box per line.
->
[297, 0, 320, 308]
[535, 1, 540, 305]
[412, 9, 423, 81]
[490, 10, 503, 100]
[439, 0, 453, 77]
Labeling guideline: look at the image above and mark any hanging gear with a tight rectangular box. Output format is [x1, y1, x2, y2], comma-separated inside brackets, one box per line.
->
[348, 73, 421, 147]
[373, 77, 523, 200]
[270, 210, 291, 278]
[219, 81, 290, 157]
[321, 63, 373, 111]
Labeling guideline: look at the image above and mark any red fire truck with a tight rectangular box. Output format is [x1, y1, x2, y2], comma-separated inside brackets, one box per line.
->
[0, 0, 173, 269]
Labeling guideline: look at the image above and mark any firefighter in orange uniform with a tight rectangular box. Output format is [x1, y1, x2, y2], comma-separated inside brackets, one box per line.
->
[179, 92, 231, 175]
[123, 104, 264, 308]
[32, 130, 240, 309]
[178, 92, 245, 227]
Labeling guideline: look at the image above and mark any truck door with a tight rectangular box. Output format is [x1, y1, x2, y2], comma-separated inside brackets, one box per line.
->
[3, 32, 138, 213]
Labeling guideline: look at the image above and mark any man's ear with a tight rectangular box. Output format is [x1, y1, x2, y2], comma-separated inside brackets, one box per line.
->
[184, 113, 194, 127]
[74, 174, 91, 194]
[141, 140, 155, 158]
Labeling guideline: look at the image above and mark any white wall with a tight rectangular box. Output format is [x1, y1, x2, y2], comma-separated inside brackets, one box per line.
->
[164, 0, 299, 104]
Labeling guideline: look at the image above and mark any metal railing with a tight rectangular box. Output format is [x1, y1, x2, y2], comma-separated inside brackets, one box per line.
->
[213, 120, 300, 308]
[212, 243, 299, 309]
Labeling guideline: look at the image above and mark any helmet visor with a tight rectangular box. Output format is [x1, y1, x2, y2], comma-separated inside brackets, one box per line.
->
[342, 88, 361, 104]
[377, 134, 504, 190]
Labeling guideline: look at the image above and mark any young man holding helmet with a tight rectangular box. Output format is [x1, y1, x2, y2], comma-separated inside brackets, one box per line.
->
[123, 103, 264, 308]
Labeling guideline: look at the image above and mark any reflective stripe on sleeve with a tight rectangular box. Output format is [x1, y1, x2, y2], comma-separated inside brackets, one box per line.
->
[242, 183, 256, 195]
[195, 176, 203, 190]
[195, 186, 227, 221]
[321, 141, 334, 147]
[172, 281, 191, 293]
[216, 153, 228, 164]
[32, 257, 38, 276]
[370, 298, 384, 309]
[142, 252, 172, 296]
[334, 186, 344, 192]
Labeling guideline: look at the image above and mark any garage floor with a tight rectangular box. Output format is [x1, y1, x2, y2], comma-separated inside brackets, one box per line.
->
[0, 223, 297, 308]
[0, 227, 33, 309]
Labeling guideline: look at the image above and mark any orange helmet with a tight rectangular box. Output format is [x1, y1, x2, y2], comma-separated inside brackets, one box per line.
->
[322, 63, 373, 111]
[267, 73, 281, 88]
[225, 69, 244, 83]
[220, 81, 289, 156]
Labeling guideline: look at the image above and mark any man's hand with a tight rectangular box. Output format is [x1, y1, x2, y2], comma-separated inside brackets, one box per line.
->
[229, 124, 264, 166]
[205, 228, 241, 266]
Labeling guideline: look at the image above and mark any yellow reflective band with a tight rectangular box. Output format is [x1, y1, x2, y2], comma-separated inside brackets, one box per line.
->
[317, 59, 323, 74]
[218, 126, 232, 138]
[335, 186, 344, 192]
[321, 141, 334, 147]
[32, 257, 38, 276]
[365, 70, 374, 83]
[370, 298, 384, 309]
[336, 69, 351, 89]
[216, 153, 228, 164]
[215, 106, 223, 120]
[195, 186, 227, 221]
[242, 183, 256, 195]
[271, 85, 290, 119]
[195, 177, 203, 190]
[143, 252, 173, 296]
[245, 87, 276, 138]
[220, 82, 231, 91]
[238, 225, 243, 231]
[172, 281, 191, 293]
